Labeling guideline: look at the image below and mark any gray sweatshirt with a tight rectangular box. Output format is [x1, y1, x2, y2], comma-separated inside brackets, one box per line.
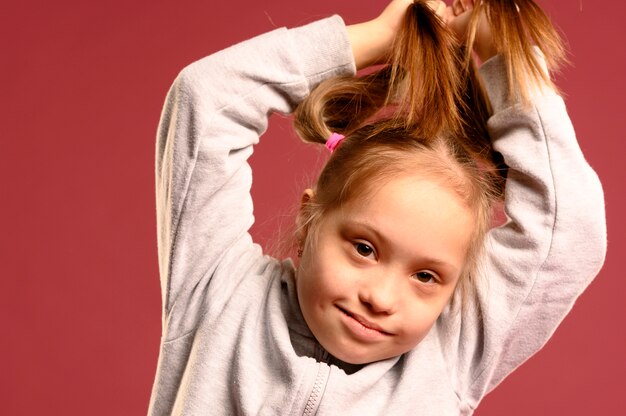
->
[148, 16, 606, 416]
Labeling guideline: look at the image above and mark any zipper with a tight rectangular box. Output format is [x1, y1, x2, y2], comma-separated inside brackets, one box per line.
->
[302, 347, 331, 415]
[302, 363, 330, 416]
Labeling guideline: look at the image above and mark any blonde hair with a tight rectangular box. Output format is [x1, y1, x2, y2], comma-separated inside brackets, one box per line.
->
[292, 0, 565, 297]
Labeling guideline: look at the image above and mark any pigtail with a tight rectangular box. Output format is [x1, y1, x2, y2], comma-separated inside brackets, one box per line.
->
[387, 0, 463, 137]
[293, 69, 391, 145]
[452, 0, 566, 194]
[465, 0, 567, 101]
[294, 0, 463, 143]
[455, 49, 507, 197]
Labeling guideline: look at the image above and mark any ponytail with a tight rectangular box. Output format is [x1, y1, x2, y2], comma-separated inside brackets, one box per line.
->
[294, 0, 462, 143]
[388, 0, 463, 137]
[292, 69, 391, 146]
[463, 0, 567, 101]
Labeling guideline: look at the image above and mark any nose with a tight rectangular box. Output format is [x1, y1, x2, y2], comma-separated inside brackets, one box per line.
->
[358, 272, 399, 315]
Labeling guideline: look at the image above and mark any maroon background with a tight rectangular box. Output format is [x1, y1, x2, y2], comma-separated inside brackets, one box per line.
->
[1, 0, 624, 414]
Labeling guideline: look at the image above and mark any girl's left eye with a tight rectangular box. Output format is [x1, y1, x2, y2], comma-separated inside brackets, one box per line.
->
[354, 242, 375, 258]
[413, 271, 437, 284]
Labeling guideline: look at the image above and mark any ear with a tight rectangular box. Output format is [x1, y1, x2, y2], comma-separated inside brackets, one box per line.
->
[296, 188, 315, 243]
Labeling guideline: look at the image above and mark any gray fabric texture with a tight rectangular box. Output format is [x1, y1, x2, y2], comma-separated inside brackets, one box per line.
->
[148, 15, 606, 416]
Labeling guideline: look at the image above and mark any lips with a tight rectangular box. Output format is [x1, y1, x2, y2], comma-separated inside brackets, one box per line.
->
[337, 306, 392, 335]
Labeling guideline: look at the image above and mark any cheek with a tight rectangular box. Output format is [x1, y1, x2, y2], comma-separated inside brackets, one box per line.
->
[301, 261, 333, 291]
[400, 318, 436, 350]
[399, 298, 450, 345]
[296, 247, 351, 312]
[296, 251, 331, 305]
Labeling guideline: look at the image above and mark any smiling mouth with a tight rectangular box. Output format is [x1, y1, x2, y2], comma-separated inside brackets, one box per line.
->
[337, 306, 392, 336]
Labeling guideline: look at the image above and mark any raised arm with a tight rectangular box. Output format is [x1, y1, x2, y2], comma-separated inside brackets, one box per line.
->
[154, 0, 434, 336]
[466, 55, 605, 405]
[155, 17, 355, 330]
[443, 0, 607, 407]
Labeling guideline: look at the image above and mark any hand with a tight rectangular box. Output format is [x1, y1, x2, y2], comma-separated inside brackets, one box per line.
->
[347, 0, 448, 69]
[445, 0, 497, 62]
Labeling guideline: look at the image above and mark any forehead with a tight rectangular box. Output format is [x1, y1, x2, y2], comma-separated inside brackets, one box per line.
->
[333, 174, 474, 271]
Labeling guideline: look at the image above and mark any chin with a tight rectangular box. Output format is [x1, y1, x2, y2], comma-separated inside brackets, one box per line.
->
[330, 346, 395, 365]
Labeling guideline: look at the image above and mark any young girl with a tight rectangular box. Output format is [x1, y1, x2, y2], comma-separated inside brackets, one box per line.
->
[149, 0, 606, 414]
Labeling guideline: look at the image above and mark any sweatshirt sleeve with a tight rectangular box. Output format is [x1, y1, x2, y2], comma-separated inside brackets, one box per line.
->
[154, 16, 355, 329]
[455, 55, 607, 408]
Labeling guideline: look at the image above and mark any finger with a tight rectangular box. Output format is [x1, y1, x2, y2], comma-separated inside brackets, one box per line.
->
[452, 0, 465, 16]
[442, 5, 456, 24]
[453, 0, 476, 16]
[435, 1, 447, 18]
[425, 0, 446, 19]
[463, 0, 475, 12]
[425, 1, 442, 11]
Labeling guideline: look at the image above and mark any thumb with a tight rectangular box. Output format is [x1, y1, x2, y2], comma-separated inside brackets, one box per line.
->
[447, 0, 475, 36]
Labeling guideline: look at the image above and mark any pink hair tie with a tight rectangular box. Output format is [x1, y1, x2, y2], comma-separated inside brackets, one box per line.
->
[325, 133, 345, 153]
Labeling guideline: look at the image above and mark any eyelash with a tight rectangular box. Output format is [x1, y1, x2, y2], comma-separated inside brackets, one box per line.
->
[412, 271, 438, 284]
[354, 242, 376, 259]
[352, 241, 440, 284]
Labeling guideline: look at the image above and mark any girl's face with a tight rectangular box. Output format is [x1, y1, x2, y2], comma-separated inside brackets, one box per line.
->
[296, 173, 474, 364]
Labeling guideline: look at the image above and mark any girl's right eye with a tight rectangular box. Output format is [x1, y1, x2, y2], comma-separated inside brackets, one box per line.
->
[354, 242, 375, 259]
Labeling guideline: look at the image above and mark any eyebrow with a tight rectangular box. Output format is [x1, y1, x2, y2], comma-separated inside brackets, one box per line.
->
[343, 219, 459, 274]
